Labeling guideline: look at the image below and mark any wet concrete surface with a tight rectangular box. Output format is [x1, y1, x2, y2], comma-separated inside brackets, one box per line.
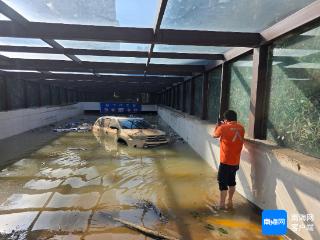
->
[0, 115, 281, 240]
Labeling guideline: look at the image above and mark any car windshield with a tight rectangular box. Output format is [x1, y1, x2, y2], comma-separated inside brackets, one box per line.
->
[119, 119, 151, 129]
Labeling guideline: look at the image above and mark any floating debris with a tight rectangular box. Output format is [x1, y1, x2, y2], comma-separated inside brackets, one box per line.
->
[67, 147, 87, 151]
[101, 213, 180, 240]
[53, 121, 92, 133]
[190, 211, 201, 218]
[135, 199, 168, 223]
[204, 223, 215, 231]
[218, 227, 228, 234]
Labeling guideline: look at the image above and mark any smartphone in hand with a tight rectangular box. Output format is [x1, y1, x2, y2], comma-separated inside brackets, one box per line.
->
[217, 117, 224, 126]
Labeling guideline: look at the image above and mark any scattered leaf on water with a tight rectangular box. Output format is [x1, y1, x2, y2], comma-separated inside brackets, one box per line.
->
[190, 211, 201, 218]
[218, 227, 228, 234]
[204, 224, 215, 231]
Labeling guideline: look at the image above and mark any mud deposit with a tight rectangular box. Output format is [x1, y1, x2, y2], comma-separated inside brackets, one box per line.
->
[0, 116, 279, 240]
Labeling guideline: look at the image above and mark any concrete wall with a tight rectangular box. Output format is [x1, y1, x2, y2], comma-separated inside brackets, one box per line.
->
[158, 106, 320, 240]
[0, 103, 83, 140]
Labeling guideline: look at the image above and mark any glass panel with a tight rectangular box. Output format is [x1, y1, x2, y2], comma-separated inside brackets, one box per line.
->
[228, 54, 253, 132]
[0, 37, 50, 47]
[76, 55, 147, 64]
[0, 52, 70, 60]
[154, 44, 229, 54]
[0, 13, 10, 21]
[147, 74, 187, 77]
[194, 76, 203, 117]
[0, 69, 40, 73]
[208, 67, 221, 122]
[3, 0, 158, 27]
[267, 25, 320, 158]
[150, 58, 210, 65]
[50, 71, 93, 75]
[161, 0, 316, 32]
[98, 73, 145, 76]
[56, 40, 150, 52]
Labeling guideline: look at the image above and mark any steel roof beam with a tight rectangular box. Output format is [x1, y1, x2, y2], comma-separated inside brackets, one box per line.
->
[0, 45, 224, 60]
[0, 21, 262, 47]
[0, 58, 202, 73]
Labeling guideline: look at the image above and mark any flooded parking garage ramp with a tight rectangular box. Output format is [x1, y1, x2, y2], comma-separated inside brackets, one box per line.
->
[0, 116, 277, 240]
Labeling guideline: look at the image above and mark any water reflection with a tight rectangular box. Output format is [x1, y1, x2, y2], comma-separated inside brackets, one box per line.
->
[0, 119, 277, 239]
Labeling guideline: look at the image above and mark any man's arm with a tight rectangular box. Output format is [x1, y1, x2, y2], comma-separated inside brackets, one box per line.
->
[213, 123, 223, 138]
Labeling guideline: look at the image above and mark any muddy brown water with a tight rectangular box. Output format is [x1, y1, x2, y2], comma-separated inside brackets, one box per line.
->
[0, 116, 281, 240]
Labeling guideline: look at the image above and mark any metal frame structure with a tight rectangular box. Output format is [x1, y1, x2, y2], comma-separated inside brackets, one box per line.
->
[1, 0, 320, 137]
[159, 0, 320, 139]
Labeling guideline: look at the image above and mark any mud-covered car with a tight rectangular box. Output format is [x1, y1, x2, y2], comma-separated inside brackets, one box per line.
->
[92, 116, 169, 148]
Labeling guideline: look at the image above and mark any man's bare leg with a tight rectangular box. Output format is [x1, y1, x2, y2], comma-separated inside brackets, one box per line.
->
[227, 186, 235, 209]
[220, 190, 228, 209]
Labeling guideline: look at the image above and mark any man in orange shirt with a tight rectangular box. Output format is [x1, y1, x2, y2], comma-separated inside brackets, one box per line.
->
[213, 110, 245, 209]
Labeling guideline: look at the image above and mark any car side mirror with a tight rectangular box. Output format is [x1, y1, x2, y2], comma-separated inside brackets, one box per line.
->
[110, 126, 119, 131]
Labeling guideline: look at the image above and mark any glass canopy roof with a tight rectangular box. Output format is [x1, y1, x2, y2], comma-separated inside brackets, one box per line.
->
[154, 44, 229, 54]
[0, 13, 10, 20]
[150, 58, 211, 65]
[3, 0, 158, 27]
[0, 69, 40, 73]
[56, 40, 150, 52]
[273, 49, 320, 57]
[285, 63, 320, 69]
[0, 52, 71, 60]
[161, 0, 316, 32]
[77, 55, 147, 64]
[50, 71, 94, 75]
[98, 73, 146, 77]
[0, 37, 51, 47]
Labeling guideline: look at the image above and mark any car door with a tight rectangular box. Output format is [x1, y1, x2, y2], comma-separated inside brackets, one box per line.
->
[103, 118, 111, 134]
[93, 118, 103, 132]
[108, 119, 119, 137]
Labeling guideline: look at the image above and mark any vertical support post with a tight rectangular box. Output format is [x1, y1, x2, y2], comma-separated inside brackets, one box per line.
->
[58, 86, 62, 105]
[248, 46, 269, 139]
[76, 91, 80, 102]
[164, 91, 167, 106]
[38, 82, 42, 107]
[23, 80, 28, 108]
[176, 84, 181, 110]
[201, 72, 209, 120]
[170, 87, 173, 108]
[48, 84, 53, 105]
[66, 89, 69, 104]
[167, 89, 170, 107]
[161, 92, 164, 105]
[3, 77, 9, 110]
[182, 81, 186, 112]
[172, 87, 175, 108]
[190, 78, 195, 115]
[219, 63, 230, 118]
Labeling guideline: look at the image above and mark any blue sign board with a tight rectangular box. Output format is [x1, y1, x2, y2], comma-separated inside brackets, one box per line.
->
[100, 102, 141, 114]
[262, 210, 287, 235]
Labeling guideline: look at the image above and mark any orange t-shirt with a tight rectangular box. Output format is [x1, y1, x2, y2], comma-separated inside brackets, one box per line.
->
[213, 121, 245, 166]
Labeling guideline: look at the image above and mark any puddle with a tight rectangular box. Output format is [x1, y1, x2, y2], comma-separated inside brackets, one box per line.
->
[0, 115, 279, 239]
